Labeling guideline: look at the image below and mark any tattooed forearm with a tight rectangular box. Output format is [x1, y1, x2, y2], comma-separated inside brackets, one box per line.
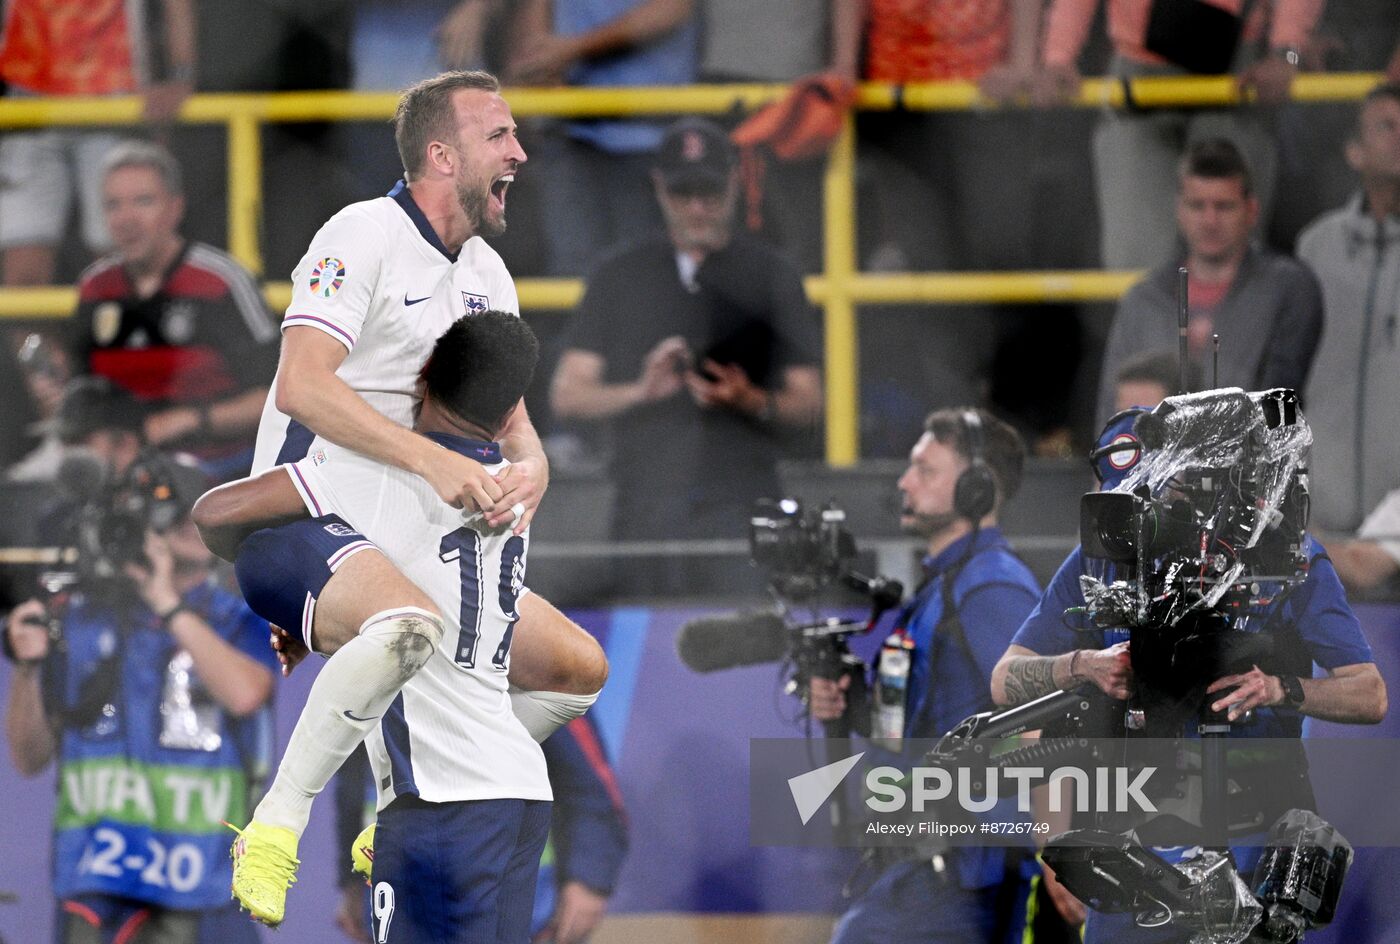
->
[1002, 655, 1063, 705]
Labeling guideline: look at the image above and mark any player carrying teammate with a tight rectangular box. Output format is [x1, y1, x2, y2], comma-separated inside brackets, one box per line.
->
[211, 69, 606, 928]
[196, 312, 601, 934]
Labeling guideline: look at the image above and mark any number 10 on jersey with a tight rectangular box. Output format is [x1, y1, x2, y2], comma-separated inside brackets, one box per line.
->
[438, 528, 525, 670]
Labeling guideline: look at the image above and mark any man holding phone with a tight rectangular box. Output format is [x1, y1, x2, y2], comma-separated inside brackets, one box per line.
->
[550, 116, 823, 544]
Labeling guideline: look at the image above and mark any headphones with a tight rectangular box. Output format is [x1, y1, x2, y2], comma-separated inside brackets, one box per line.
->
[953, 409, 998, 522]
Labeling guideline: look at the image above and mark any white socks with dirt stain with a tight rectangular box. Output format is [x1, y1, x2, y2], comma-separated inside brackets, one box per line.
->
[252, 608, 444, 837]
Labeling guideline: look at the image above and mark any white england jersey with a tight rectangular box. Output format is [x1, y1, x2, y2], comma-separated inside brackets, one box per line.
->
[252, 183, 520, 473]
[285, 435, 550, 808]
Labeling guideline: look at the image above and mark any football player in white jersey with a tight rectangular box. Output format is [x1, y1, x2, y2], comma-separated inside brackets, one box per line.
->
[196, 313, 601, 935]
[225, 70, 607, 926]
[251, 67, 601, 751]
[253, 69, 542, 531]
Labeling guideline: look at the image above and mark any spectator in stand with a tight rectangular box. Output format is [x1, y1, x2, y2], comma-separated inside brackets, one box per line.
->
[69, 141, 279, 478]
[1035, 0, 1321, 270]
[550, 117, 822, 544]
[1297, 82, 1400, 535]
[0, 0, 199, 482]
[1095, 138, 1323, 426]
[1267, 1, 1400, 248]
[861, 0, 1046, 274]
[506, 0, 698, 276]
[0, 0, 196, 287]
[696, 0, 862, 273]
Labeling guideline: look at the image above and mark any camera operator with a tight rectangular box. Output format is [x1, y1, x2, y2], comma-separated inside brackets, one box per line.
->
[809, 408, 1042, 944]
[3, 381, 277, 943]
[989, 407, 1388, 944]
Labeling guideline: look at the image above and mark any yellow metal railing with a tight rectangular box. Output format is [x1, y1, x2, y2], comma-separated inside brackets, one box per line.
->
[0, 73, 1382, 463]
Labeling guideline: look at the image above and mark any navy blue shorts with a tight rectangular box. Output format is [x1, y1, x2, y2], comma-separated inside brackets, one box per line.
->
[370, 796, 552, 944]
[233, 514, 377, 649]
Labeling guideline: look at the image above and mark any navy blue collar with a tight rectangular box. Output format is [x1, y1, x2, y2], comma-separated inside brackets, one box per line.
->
[921, 526, 1004, 579]
[425, 431, 502, 464]
[387, 180, 458, 262]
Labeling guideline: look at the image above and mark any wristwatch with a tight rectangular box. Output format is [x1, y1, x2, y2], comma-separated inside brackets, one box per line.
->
[1279, 674, 1305, 708]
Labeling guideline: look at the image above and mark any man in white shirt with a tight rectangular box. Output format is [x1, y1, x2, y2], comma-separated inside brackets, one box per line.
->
[252, 70, 543, 527]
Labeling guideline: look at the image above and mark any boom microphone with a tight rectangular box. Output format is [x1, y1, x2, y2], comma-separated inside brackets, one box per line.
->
[676, 611, 790, 673]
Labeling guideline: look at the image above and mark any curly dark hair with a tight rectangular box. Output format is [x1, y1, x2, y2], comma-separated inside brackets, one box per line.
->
[420, 311, 539, 435]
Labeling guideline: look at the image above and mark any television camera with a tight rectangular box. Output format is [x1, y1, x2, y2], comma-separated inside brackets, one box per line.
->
[1, 449, 206, 671]
[676, 498, 904, 736]
[926, 388, 1351, 944]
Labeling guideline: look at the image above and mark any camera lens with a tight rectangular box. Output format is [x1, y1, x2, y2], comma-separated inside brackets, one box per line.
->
[1082, 492, 1144, 563]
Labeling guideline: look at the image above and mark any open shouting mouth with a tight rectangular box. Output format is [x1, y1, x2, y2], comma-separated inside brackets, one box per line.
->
[490, 173, 514, 213]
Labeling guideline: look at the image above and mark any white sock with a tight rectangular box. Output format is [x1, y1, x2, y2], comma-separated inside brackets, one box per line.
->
[509, 686, 600, 742]
[253, 607, 443, 836]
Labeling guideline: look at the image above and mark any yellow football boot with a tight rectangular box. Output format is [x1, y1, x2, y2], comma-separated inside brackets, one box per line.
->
[228, 820, 300, 926]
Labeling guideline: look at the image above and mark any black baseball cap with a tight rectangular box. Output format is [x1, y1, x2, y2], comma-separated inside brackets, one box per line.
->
[654, 117, 737, 192]
[56, 375, 144, 444]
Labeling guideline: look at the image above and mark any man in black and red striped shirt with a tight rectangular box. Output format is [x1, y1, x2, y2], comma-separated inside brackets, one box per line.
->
[70, 140, 279, 477]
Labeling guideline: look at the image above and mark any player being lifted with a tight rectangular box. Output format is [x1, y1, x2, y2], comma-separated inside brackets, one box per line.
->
[195, 312, 602, 935]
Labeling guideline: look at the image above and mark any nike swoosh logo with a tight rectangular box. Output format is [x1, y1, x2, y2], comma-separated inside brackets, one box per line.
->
[343, 709, 378, 722]
[404, 295, 430, 306]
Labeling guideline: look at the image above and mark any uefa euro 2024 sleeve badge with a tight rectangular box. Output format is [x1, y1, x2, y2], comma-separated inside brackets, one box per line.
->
[309, 257, 346, 298]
